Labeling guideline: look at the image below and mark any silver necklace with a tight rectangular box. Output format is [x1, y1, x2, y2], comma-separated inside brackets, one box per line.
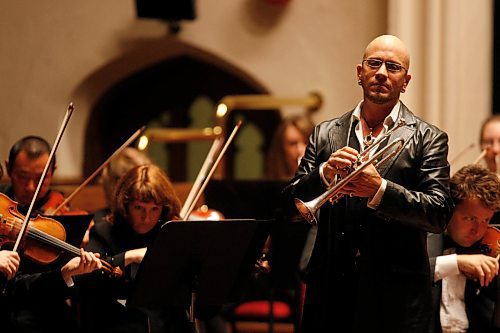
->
[363, 129, 375, 148]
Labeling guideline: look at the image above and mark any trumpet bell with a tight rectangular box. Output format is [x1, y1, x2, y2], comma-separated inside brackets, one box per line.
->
[294, 198, 318, 225]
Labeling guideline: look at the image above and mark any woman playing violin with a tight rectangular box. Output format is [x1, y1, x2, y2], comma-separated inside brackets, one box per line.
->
[427, 165, 500, 333]
[80, 164, 190, 333]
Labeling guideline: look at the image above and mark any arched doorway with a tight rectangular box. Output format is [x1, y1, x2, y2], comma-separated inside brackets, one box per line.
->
[79, 38, 281, 181]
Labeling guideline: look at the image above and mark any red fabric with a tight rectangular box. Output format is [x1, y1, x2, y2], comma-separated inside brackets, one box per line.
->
[299, 282, 306, 331]
[233, 300, 291, 320]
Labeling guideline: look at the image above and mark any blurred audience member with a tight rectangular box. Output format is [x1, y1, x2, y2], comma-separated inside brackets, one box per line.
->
[265, 115, 314, 180]
[480, 115, 500, 173]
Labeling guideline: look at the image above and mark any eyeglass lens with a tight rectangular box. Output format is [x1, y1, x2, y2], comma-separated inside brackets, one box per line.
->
[365, 59, 404, 72]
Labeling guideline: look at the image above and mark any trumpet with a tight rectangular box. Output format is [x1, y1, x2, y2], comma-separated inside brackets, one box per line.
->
[294, 119, 407, 225]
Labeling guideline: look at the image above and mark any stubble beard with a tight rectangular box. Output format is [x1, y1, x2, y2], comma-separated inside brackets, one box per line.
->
[365, 91, 392, 105]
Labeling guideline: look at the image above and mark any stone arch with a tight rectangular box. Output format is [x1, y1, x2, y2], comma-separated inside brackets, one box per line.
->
[72, 37, 281, 180]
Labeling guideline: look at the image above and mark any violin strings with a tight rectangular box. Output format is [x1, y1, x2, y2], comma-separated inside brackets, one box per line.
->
[27, 228, 81, 256]
[26, 229, 115, 273]
[4, 218, 80, 256]
[3, 218, 114, 274]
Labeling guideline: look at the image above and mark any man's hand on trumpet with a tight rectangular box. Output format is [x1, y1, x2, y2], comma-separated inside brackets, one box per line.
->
[323, 146, 382, 198]
[341, 163, 382, 198]
[323, 146, 358, 182]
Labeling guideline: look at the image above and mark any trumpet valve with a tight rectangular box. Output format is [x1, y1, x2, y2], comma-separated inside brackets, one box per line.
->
[328, 193, 343, 204]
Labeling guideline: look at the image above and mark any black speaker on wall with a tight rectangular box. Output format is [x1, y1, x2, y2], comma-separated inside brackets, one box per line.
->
[135, 0, 196, 21]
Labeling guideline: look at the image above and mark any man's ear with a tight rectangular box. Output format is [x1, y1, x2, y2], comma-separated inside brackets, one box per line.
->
[404, 74, 411, 87]
[401, 74, 411, 93]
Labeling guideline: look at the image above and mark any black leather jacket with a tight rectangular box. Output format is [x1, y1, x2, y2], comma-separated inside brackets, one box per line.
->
[283, 102, 453, 333]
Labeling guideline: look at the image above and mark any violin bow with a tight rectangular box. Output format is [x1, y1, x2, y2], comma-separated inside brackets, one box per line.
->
[179, 136, 224, 219]
[184, 120, 243, 220]
[473, 149, 487, 165]
[13, 103, 74, 251]
[449, 143, 475, 166]
[50, 126, 146, 215]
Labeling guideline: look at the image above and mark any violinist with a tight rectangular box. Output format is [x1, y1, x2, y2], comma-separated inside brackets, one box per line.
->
[0, 135, 100, 332]
[1, 136, 62, 214]
[4, 249, 103, 333]
[428, 165, 500, 333]
[93, 147, 151, 226]
[0, 162, 20, 297]
[0, 250, 20, 281]
[1, 136, 93, 243]
[79, 164, 190, 333]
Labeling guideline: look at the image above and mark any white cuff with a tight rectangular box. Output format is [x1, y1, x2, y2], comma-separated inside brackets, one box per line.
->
[434, 253, 459, 282]
[64, 276, 75, 288]
[367, 179, 387, 209]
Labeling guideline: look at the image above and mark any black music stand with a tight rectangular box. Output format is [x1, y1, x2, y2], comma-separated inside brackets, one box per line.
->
[268, 219, 311, 331]
[127, 219, 272, 331]
[204, 180, 288, 219]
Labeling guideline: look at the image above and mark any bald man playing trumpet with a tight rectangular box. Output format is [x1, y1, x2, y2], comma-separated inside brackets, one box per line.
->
[283, 35, 453, 333]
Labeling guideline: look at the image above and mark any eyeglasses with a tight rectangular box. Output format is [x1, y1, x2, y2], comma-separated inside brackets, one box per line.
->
[363, 59, 407, 73]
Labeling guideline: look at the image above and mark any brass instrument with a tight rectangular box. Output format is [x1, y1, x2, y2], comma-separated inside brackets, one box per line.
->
[294, 119, 407, 225]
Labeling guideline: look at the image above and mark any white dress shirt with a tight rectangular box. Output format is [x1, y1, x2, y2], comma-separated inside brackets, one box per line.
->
[435, 250, 469, 333]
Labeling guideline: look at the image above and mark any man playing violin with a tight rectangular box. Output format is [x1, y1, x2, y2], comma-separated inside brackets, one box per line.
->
[0, 136, 98, 332]
[428, 165, 500, 333]
[1, 135, 92, 242]
[1, 136, 61, 215]
[283, 35, 453, 333]
[0, 248, 103, 333]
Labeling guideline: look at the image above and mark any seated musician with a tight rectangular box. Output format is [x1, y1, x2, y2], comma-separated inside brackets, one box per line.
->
[80, 164, 190, 333]
[0, 250, 20, 282]
[0, 136, 99, 332]
[1, 136, 65, 214]
[480, 115, 500, 174]
[93, 147, 151, 226]
[428, 165, 500, 333]
[1, 135, 92, 239]
[0, 248, 102, 332]
[265, 115, 314, 180]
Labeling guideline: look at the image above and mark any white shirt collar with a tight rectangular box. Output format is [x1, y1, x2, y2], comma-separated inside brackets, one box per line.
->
[351, 100, 400, 129]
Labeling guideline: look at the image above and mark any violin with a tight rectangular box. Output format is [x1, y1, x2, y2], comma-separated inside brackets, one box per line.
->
[478, 225, 500, 258]
[39, 190, 90, 216]
[0, 193, 122, 278]
[39, 190, 94, 247]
